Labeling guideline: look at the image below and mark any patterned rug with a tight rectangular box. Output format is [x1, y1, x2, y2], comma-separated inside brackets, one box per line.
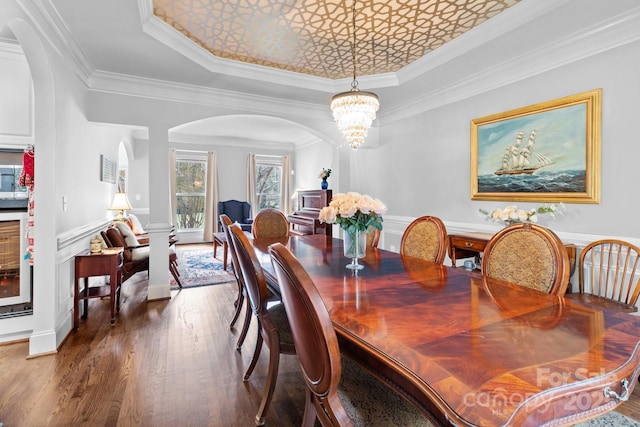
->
[170, 246, 236, 289]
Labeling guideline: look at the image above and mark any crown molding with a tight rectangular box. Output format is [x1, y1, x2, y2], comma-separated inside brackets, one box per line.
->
[89, 70, 329, 119]
[139, 0, 322, 92]
[397, 0, 572, 84]
[17, 0, 94, 86]
[383, 4, 640, 124]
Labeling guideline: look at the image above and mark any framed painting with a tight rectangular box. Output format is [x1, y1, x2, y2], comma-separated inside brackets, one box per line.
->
[100, 154, 116, 184]
[470, 89, 601, 203]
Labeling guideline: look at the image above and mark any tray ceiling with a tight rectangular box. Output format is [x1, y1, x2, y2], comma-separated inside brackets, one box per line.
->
[153, 0, 521, 80]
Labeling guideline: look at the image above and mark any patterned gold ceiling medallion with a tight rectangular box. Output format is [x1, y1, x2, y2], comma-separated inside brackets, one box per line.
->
[152, 0, 521, 80]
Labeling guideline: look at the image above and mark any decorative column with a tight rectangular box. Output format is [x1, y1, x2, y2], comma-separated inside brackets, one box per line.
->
[146, 125, 172, 301]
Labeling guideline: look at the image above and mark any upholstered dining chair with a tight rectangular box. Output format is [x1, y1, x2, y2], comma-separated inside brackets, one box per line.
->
[366, 226, 381, 249]
[482, 223, 570, 296]
[400, 215, 448, 264]
[576, 239, 640, 311]
[220, 214, 251, 350]
[268, 243, 437, 427]
[252, 208, 290, 239]
[228, 224, 295, 426]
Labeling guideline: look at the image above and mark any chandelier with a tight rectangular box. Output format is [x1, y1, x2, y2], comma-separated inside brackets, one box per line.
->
[330, 1, 379, 151]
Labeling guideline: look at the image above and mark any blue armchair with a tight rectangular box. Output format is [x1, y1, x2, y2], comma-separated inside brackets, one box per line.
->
[218, 200, 253, 232]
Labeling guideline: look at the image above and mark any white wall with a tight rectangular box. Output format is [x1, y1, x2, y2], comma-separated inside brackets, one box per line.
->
[351, 39, 640, 243]
[292, 141, 335, 196]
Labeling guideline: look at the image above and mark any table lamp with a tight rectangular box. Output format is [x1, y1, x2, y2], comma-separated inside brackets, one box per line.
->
[109, 192, 132, 222]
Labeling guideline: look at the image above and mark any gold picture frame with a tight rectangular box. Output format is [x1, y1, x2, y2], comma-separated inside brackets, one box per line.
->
[471, 89, 601, 203]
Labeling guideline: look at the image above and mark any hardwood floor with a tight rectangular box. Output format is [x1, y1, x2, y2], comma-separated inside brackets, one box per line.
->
[1, 263, 640, 426]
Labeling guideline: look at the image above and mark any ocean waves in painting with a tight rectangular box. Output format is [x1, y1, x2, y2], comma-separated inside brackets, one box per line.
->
[478, 170, 585, 193]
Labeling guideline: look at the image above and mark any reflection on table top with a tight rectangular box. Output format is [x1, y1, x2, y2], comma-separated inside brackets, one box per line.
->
[252, 234, 640, 426]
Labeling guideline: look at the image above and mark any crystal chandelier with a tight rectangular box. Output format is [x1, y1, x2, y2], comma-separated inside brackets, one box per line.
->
[330, 1, 379, 151]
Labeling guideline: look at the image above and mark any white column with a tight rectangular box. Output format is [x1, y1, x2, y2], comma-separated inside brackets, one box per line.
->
[146, 125, 172, 301]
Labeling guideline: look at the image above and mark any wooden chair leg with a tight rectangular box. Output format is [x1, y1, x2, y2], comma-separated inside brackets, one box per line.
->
[169, 262, 182, 288]
[243, 332, 263, 381]
[229, 279, 244, 329]
[254, 335, 280, 426]
[236, 299, 252, 350]
[302, 388, 318, 427]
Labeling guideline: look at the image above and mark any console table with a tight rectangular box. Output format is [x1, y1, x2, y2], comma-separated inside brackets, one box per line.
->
[74, 247, 123, 330]
[448, 231, 577, 277]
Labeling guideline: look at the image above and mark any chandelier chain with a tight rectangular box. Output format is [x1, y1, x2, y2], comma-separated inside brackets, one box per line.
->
[351, 1, 357, 87]
[330, 0, 379, 150]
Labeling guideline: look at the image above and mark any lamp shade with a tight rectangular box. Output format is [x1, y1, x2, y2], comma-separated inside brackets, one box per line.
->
[109, 192, 132, 211]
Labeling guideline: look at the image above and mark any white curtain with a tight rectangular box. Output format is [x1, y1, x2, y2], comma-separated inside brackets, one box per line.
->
[169, 149, 177, 226]
[247, 153, 256, 218]
[203, 151, 219, 235]
[282, 155, 291, 214]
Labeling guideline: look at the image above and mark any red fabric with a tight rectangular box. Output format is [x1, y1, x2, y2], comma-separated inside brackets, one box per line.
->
[20, 149, 34, 189]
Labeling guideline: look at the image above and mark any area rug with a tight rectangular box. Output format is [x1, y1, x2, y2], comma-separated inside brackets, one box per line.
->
[170, 247, 235, 289]
[575, 411, 640, 426]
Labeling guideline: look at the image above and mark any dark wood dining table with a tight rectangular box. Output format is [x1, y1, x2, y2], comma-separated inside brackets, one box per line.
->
[251, 234, 640, 426]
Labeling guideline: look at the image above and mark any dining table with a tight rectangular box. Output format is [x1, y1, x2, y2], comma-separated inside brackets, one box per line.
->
[251, 234, 640, 427]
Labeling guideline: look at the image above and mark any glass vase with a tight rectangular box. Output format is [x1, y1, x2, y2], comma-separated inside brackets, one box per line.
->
[344, 229, 366, 270]
[321, 178, 328, 190]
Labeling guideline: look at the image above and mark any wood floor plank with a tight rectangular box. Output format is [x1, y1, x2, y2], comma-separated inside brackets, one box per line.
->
[1, 253, 639, 426]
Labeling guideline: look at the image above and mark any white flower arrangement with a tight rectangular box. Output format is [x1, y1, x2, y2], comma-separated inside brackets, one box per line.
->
[319, 192, 387, 232]
[479, 203, 565, 226]
[319, 168, 332, 179]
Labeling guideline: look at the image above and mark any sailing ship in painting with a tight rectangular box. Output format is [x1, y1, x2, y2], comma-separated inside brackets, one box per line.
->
[494, 130, 554, 176]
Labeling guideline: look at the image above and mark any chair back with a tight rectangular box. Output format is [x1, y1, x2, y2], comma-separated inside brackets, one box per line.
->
[366, 227, 381, 249]
[482, 223, 570, 296]
[252, 208, 290, 239]
[269, 243, 350, 426]
[218, 200, 251, 220]
[221, 214, 243, 284]
[103, 226, 132, 262]
[578, 239, 640, 306]
[218, 200, 252, 231]
[400, 216, 448, 264]
[229, 223, 269, 316]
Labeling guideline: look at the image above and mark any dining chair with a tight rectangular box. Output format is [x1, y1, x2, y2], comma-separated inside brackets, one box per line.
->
[577, 239, 640, 310]
[228, 224, 295, 426]
[268, 243, 438, 427]
[252, 208, 290, 239]
[482, 222, 570, 296]
[366, 226, 380, 249]
[221, 214, 252, 350]
[400, 215, 448, 264]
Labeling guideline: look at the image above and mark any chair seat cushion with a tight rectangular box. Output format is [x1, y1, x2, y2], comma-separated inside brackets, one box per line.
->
[266, 302, 294, 346]
[338, 356, 435, 426]
[130, 246, 149, 262]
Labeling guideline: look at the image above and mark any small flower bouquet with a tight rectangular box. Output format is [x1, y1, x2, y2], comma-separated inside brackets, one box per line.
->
[319, 192, 387, 232]
[479, 203, 564, 226]
[319, 168, 332, 180]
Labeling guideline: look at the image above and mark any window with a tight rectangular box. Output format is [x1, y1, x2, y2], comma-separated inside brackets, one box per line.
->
[255, 155, 283, 211]
[175, 155, 207, 231]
